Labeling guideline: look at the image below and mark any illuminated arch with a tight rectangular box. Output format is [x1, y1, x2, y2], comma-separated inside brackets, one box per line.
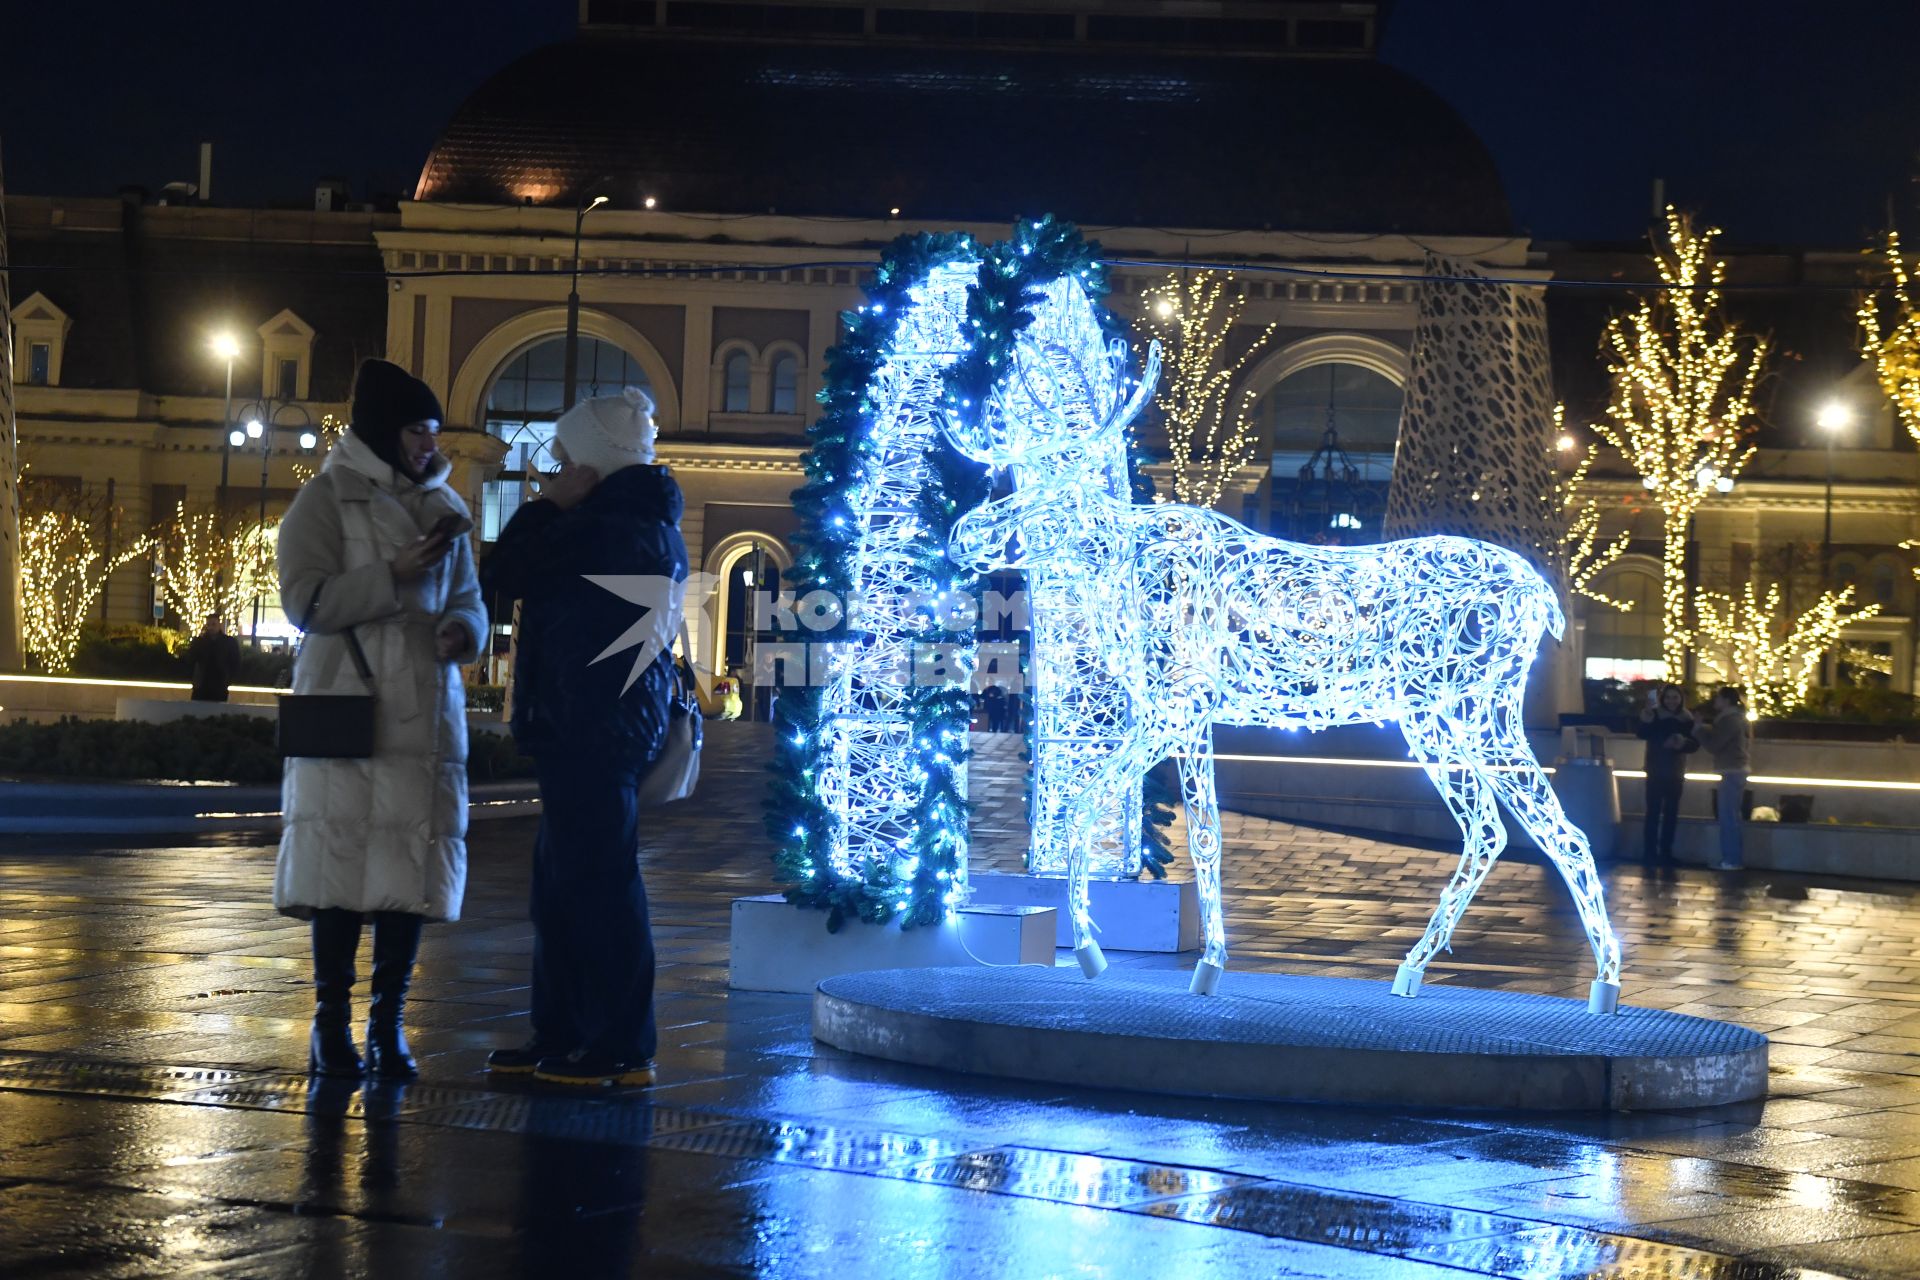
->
[704, 532, 793, 677]
[1242, 331, 1412, 398]
[447, 306, 680, 431]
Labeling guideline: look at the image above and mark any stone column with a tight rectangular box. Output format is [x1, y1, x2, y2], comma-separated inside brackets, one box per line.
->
[0, 139, 22, 670]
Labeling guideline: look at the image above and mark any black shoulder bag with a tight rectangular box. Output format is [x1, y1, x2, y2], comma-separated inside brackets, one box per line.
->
[278, 585, 378, 759]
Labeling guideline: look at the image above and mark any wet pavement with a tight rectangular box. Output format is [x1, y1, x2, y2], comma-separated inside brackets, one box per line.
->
[1, 724, 1918, 1278]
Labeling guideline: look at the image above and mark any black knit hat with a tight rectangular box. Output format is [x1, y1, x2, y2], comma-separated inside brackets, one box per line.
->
[350, 359, 444, 478]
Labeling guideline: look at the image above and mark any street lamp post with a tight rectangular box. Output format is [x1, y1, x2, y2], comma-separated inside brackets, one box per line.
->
[210, 333, 241, 514]
[232, 398, 316, 646]
[1816, 400, 1853, 687]
[562, 193, 609, 412]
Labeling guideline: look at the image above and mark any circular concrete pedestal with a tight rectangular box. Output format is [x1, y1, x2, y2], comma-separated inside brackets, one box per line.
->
[813, 968, 1767, 1111]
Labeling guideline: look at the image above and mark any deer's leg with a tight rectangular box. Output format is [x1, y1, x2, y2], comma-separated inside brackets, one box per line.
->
[1062, 749, 1134, 979]
[1484, 759, 1623, 1014]
[1394, 714, 1505, 999]
[1178, 736, 1228, 995]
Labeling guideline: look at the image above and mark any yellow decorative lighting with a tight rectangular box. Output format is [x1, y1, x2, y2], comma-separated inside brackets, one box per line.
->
[1592, 208, 1767, 679]
[1692, 582, 1878, 718]
[152, 502, 278, 633]
[1553, 404, 1633, 611]
[19, 511, 155, 675]
[1859, 230, 1920, 447]
[1134, 270, 1278, 509]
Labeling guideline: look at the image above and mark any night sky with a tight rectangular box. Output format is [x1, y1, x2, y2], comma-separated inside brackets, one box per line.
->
[5, 0, 1918, 248]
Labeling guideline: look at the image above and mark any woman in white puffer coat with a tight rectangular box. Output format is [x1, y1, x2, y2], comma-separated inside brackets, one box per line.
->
[275, 358, 487, 1080]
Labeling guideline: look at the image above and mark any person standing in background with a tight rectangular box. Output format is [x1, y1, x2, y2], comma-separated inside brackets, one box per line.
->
[186, 615, 241, 702]
[1699, 686, 1752, 871]
[1635, 683, 1698, 863]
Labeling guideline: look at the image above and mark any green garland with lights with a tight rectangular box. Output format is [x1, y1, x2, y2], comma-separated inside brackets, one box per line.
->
[765, 218, 1177, 931]
[765, 231, 986, 930]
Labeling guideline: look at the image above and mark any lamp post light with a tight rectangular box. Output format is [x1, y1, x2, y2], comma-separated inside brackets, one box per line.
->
[1816, 399, 1853, 687]
[563, 193, 609, 412]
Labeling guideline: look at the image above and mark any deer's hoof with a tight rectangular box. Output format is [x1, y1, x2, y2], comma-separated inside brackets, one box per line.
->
[1587, 980, 1621, 1015]
[1074, 941, 1107, 979]
[1390, 962, 1423, 999]
[1189, 960, 1223, 996]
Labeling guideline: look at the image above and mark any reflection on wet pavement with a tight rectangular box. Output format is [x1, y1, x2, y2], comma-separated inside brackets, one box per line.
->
[1, 725, 1917, 1276]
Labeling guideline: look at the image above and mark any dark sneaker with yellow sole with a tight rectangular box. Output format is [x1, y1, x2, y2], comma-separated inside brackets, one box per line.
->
[532, 1052, 657, 1088]
[487, 1043, 566, 1075]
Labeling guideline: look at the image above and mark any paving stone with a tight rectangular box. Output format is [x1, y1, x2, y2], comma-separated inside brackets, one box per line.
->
[2, 721, 1919, 1276]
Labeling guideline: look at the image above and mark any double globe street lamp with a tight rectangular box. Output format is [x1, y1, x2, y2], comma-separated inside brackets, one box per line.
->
[229, 398, 318, 645]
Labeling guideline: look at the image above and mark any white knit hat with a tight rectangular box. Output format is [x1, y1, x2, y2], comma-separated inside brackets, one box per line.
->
[553, 386, 659, 476]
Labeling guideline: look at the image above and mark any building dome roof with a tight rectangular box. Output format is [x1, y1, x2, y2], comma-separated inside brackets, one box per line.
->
[417, 38, 1510, 236]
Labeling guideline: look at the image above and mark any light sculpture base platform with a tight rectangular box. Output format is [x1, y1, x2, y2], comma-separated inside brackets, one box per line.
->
[812, 967, 1768, 1111]
[964, 872, 1200, 952]
[728, 896, 1056, 994]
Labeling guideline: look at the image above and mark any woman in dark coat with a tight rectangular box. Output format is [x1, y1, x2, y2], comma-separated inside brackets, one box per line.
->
[1636, 683, 1699, 863]
[480, 387, 689, 1089]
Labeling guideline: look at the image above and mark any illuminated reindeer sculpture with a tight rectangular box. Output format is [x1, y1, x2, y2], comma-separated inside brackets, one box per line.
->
[945, 278, 1623, 1014]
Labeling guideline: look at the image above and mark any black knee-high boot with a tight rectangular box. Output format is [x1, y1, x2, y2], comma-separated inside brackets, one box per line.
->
[365, 911, 424, 1080]
[309, 909, 365, 1076]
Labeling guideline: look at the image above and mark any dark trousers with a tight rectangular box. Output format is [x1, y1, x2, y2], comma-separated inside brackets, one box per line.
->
[530, 755, 658, 1062]
[1643, 772, 1685, 860]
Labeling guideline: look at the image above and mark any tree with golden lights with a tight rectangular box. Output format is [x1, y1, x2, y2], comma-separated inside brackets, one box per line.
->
[1553, 406, 1633, 610]
[152, 502, 277, 632]
[1591, 208, 1768, 678]
[1135, 271, 1279, 508]
[1693, 581, 1877, 718]
[18, 498, 154, 674]
[291, 412, 346, 486]
[1858, 231, 1920, 446]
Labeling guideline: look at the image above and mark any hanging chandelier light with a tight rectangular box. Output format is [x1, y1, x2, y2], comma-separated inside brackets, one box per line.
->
[1288, 376, 1373, 542]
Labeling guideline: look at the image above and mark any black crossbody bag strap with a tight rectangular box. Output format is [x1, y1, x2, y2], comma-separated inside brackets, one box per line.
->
[301, 583, 375, 691]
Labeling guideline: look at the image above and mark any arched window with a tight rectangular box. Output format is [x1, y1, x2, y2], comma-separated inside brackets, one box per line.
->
[1584, 568, 1666, 683]
[770, 354, 800, 415]
[723, 352, 752, 413]
[1254, 362, 1403, 542]
[481, 336, 651, 541]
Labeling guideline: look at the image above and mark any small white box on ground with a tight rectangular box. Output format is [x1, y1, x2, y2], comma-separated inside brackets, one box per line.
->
[965, 872, 1199, 952]
[728, 895, 1057, 993]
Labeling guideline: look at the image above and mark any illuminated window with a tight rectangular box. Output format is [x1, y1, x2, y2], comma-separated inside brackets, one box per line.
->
[1256, 362, 1403, 542]
[1585, 568, 1665, 682]
[481, 336, 651, 541]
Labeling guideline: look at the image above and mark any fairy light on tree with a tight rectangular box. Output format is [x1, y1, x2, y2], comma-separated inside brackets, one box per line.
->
[20, 510, 154, 673]
[1858, 231, 1920, 446]
[1692, 581, 1877, 718]
[1134, 270, 1278, 509]
[1591, 208, 1767, 679]
[1552, 405, 1633, 611]
[291, 413, 346, 486]
[152, 502, 277, 633]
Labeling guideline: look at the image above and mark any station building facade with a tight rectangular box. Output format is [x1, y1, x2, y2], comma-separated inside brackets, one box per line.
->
[10, 0, 1916, 696]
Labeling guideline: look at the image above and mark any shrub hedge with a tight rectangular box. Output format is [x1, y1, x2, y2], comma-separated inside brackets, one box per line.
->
[0, 716, 535, 785]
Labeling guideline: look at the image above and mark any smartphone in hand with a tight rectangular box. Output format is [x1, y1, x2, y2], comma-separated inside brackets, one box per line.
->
[431, 512, 474, 542]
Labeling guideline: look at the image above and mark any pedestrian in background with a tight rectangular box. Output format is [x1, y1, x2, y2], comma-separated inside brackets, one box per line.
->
[275, 359, 487, 1080]
[982, 682, 1007, 733]
[481, 387, 688, 1089]
[186, 615, 241, 702]
[1699, 685, 1752, 871]
[1635, 683, 1698, 863]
